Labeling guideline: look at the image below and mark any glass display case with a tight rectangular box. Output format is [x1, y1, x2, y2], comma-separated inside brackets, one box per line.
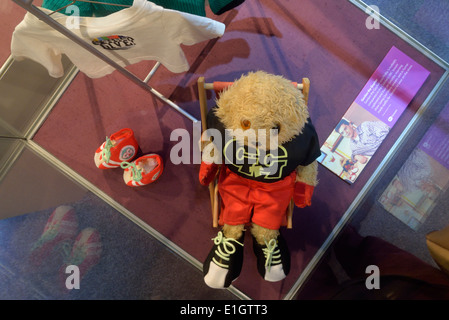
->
[1, 0, 447, 300]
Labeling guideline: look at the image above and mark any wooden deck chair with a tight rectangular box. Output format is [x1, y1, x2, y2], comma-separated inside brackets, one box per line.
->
[197, 76, 310, 228]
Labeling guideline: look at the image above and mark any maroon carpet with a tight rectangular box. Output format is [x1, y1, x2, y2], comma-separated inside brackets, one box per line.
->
[31, 0, 445, 299]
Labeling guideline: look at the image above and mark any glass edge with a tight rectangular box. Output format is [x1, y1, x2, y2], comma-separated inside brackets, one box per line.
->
[25, 140, 250, 300]
[0, 138, 26, 183]
[285, 0, 449, 300]
[25, 63, 80, 139]
[349, 0, 449, 69]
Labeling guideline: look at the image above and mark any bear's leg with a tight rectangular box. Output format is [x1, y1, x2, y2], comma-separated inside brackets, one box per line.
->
[222, 224, 245, 240]
[203, 224, 245, 289]
[251, 223, 290, 282]
[250, 224, 279, 245]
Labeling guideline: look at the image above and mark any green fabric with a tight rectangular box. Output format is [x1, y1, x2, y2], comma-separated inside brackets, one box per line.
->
[90, 0, 133, 17]
[42, 0, 95, 16]
[153, 0, 206, 17]
[208, 0, 244, 15]
[42, 0, 206, 17]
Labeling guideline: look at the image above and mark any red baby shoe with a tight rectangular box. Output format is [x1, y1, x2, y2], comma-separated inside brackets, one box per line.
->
[60, 228, 102, 290]
[94, 128, 139, 169]
[29, 205, 78, 267]
[121, 154, 163, 187]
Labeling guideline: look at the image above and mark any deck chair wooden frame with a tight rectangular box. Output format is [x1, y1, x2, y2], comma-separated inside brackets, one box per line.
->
[198, 76, 310, 228]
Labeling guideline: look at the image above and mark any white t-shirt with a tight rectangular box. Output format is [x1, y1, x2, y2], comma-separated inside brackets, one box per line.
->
[11, 0, 225, 78]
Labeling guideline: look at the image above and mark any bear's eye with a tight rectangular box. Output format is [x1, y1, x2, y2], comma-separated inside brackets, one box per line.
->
[271, 124, 281, 133]
[241, 119, 251, 130]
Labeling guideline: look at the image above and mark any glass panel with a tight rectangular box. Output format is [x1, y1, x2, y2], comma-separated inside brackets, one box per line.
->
[0, 56, 76, 139]
[296, 1, 449, 300]
[0, 0, 76, 139]
[26, 0, 447, 300]
[4, 0, 448, 300]
[365, 0, 449, 63]
[0, 142, 238, 299]
[0, 137, 24, 181]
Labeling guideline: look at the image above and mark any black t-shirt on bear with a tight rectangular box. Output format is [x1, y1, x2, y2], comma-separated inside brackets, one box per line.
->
[206, 106, 321, 183]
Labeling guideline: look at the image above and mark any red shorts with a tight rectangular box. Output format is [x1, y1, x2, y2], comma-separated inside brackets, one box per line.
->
[217, 166, 296, 230]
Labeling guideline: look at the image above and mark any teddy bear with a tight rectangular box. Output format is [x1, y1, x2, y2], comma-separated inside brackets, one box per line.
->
[199, 71, 321, 289]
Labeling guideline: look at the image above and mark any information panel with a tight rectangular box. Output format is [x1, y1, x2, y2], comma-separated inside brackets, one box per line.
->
[318, 46, 430, 183]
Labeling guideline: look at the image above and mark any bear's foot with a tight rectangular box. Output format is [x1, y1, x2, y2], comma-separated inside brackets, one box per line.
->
[253, 233, 290, 282]
[203, 231, 244, 289]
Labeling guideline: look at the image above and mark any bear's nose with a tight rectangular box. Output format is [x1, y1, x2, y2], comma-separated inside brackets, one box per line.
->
[241, 119, 251, 130]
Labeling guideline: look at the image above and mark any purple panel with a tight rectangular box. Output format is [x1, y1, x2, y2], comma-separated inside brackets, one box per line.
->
[418, 102, 449, 170]
[355, 46, 430, 126]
